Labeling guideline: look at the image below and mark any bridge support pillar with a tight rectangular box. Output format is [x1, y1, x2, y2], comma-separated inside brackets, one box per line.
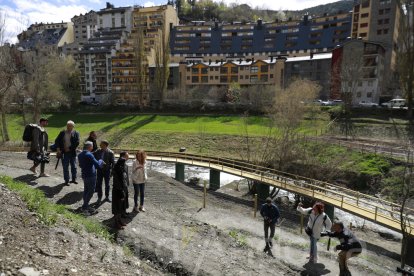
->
[175, 163, 185, 183]
[209, 169, 220, 191]
[406, 236, 414, 267]
[324, 204, 335, 222]
[256, 183, 270, 205]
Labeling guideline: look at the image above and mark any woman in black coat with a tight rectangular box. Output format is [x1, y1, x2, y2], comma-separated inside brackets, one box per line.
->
[112, 152, 129, 229]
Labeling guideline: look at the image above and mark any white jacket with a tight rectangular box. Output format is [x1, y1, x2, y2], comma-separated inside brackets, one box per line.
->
[297, 206, 332, 239]
[131, 160, 147, 184]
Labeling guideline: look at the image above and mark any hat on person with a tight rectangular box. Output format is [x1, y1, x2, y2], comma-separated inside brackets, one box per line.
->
[84, 141, 93, 147]
[67, 120, 75, 126]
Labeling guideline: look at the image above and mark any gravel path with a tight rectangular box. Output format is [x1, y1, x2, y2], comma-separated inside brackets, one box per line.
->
[0, 151, 401, 275]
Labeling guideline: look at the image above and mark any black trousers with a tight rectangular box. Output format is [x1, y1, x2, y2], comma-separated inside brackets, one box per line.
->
[264, 221, 276, 243]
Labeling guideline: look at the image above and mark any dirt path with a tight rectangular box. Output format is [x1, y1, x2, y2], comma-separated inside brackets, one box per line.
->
[0, 152, 401, 275]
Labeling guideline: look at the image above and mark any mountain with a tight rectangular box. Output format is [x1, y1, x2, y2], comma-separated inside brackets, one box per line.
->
[289, 0, 355, 18]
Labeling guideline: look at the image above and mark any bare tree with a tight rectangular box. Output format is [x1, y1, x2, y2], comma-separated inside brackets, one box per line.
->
[0, 12, 23, 142]
[154, 29, 170, 110]
[22, 47, 77, 122]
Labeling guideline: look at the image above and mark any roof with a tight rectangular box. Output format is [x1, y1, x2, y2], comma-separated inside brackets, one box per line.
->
[285, 53, 332, 63]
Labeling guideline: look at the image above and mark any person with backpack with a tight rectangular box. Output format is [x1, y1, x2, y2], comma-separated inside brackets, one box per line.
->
[94, 140, 115, 204]
[54, 120, 80, 185]
[260, 197, 280, 251]
[131, 150, 148, 212]
[321, 221, 362, 276]
[297, 201, 332, 263]
[26, 118, 49, 177]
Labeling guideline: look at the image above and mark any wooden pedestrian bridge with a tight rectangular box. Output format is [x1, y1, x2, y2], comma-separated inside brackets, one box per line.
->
[1, 147, 413, 235]
[143, 150, 413, 236]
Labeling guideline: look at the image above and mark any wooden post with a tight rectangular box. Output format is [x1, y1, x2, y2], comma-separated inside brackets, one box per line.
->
[254, 194, 258, 218]
[374, 206, 378, 221]
[300, 214, 304, 234]
[203, 181, 207, 208]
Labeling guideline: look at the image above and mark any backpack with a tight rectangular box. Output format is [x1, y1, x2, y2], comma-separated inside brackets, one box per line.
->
[22, 124, 37, 142]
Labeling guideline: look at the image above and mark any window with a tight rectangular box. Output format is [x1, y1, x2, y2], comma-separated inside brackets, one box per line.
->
[378, 19, 383, 25]
[260, 75, 268, 82]
[112, 18, 115, 28]
[368, 80, 374, 86]
[215, 76, 218, 80]
[231, 67, 238, 74]
[261, 65, 268, 73]
[201, 68, 208, 74]
[186, 68, 190, 72]
[367, 92, 372, 98]
[270, 74, 274, 79]
[220, 67, 228, 74]
[192, 68, 198, 74]
[220, 76, 228, 83]
[192, 76, 199, 83]
[231, 76, 238, 82]
[250, 75, 258, 82]
[359, 33, 367, 37]
[250, 66, 258, 73]
[357, 92, 361, 98]
[358, 81, 363, 87]
[383, 29, 389, 34]
[240, 75, 243, 80]
[201, 76, 208, 83]
[384, 18, 390, 24]
[209, 76, 213, 80]
[361, 13, 369, 18]
[186, 76, 190, 80]
[377, 29, 382, 35]
[360, 23, 368, 28]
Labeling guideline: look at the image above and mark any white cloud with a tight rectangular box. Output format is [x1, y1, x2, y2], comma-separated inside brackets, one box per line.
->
[88, 0, 102, 4]
[143, 1, 156, 7]
[2, 0, 89, 43]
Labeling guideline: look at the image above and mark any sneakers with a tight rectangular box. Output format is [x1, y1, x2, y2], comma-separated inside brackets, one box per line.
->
[64, 181, 70, 186]
[104, 197, 112, 203]
[133, 206, 140, 213]
[139, 206, 145, 212]
[82, 207, 98, 216]
[39, 173, 50, 177]
[29, 166, 37, 174]
[70, 180, 78, 184]
[269, 241, 273, 248]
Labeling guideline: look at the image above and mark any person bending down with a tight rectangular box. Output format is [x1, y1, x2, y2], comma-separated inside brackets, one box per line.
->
[321, 221, 362, 276]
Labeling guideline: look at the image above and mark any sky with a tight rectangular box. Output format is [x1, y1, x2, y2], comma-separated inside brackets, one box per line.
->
[0, 0, 339, 43]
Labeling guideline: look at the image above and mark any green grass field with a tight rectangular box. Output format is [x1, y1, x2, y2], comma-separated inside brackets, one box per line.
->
[4, 113, 328, 151]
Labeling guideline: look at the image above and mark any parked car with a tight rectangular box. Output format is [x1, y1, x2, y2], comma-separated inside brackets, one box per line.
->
[114, 99, 128, 106]
[358, 101, 379, 108]
[332, 100, 343, 106]
[381, 98, 406, 109]
[321, 100, 334, 106]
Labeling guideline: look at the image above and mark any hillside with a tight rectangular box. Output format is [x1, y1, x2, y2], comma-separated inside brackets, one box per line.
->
[178, 0, 355, 23]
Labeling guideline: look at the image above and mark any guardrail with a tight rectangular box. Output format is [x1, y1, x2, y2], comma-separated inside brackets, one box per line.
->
[1, 146, 413, 235]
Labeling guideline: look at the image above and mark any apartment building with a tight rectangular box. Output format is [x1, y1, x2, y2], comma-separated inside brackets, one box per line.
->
[111, 4, 179, 106]
[62, 11, 98, 56]
[169, 13, 351, 63]
[351, 0, 403, 98]
[17, 22, 74, 52]
[331, 39, 385, 104]
[79, 3, 132, 103]
[284, 53, 332, 99]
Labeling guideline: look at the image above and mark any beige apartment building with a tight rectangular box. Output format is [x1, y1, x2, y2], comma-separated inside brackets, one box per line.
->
[111, 4, 179, 106]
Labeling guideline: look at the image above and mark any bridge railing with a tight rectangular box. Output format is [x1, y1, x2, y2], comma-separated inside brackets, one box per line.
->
[140, 150, 413, 234]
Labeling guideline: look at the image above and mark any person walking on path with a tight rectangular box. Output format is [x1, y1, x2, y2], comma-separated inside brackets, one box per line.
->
[78, 141, 104, 216]
[260, 197, 280, 250]
[112, 152, 130, 229]
[86, 131, 98, 152]
[94, 140, 115, 204]
[29, 118, 49, 177]
[321, 221, 362, 276]
[55, 120, 80, 185]
[297, 202, 332, 263]
[131, 150, 148, 212]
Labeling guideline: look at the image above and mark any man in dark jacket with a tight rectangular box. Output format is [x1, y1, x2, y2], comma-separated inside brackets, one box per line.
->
[94, 140, 115, 204]
[29, 118, 49, 177]
[321, 221, 362, 276]
[260, 197, 280, 249]
[112, 152, 129, 229]
[78, 141, 104, 216]
[55, 120, 80, 185]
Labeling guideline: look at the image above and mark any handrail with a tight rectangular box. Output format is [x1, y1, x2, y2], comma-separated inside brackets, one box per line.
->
[1, 146, 412, 234]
